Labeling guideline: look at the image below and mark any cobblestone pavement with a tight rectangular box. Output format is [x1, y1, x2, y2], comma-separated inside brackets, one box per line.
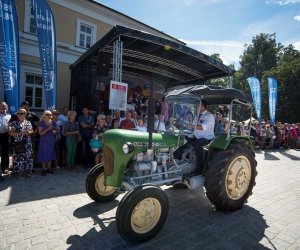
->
[1, 149, 300, 250]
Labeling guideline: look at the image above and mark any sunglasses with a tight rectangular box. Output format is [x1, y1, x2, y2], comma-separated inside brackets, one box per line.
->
[17, 112, 25, 115]
[45, 114, 52, 116]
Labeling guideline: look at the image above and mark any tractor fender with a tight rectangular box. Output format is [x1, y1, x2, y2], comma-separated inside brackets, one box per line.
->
[208, 134, 254, 152]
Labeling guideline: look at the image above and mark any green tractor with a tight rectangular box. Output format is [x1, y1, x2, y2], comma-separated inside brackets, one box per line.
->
[85, 85, 257, 242]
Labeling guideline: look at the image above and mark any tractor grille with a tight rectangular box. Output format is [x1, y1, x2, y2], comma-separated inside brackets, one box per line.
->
[103, 145, 114, 176]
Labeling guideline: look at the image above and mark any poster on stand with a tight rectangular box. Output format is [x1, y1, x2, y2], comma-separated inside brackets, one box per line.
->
[109, 80, 128, 111]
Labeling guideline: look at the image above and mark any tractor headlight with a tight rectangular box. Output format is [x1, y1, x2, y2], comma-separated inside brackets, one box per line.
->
[122, 142, 134, 154]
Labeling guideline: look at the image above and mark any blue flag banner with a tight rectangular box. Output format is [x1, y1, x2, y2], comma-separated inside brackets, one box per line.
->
[30, 0, 57, 109]
[247, 77, 262, 123]
[0, 0, 20, 113]
[267, 78, 278, 125]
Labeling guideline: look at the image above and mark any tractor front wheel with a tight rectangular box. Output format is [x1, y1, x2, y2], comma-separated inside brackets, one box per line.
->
[85, 163, 117, 202]
[116, 184, 169, 242]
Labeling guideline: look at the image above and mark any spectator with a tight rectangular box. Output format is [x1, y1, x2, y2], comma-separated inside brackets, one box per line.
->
[111, 118, 119, 129]
[136, 118, 147, 132]
[289, 124, 298, 149]
[296, 124, 300, 149]
[113, 110, 123, 126]
[240, 122, 246, 135]
[230, 123, 237, 134]
[0, 102, 11, 179]
[131, 111, 138, 126]
[274, 122, 281, 149]
[155, 98, 162, 115]
[105, 114, 113, 129]
[9, 101, 40, 167]
[9, 108, 34, 177]
[63, 111, 80, 171]
[57, 107, 68, 166]
[120, 111, 135, 130]
[166, 117, 176, 131]
[215, 120, 223, 136]
[132, 94, 141, 116]
[154, 114, 166, 132]
[259, 125, 267, 150]
[78, 107, 95, 167]
[141, 99, 148, 118]
[51, 110, 61, 169]
[265, 125, 275, 149]
[38, 110, 59, 176]
[92, 114, 107, 164]
[161, 97, 169, 123]
[127, 95, 135, 111]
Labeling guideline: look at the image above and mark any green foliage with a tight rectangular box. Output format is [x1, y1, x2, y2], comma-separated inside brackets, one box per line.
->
[234, 33, 300, 122]
[207, 54, 234, 88]
[262, 48, 300, 122]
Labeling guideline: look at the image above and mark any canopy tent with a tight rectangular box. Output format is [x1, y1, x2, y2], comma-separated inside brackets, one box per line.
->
[70, 25, 234, 98]
[165, 85, 252, 105]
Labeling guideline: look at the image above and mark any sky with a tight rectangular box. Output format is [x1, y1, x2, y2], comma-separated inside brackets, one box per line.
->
[96, 0, 300, 68]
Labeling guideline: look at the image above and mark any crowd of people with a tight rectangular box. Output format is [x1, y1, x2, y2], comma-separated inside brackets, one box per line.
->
[215, 117, 300, 150]
[0, 97, 158, 179]
[1, 95, 299, 179]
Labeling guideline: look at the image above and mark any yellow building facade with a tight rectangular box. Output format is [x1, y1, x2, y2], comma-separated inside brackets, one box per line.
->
[8, 0, 180, 112]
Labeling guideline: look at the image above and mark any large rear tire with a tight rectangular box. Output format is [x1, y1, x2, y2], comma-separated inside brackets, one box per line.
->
[85, 163, 117, 202]
[204, 143, 257, 211]
[116, 184, 169, 242]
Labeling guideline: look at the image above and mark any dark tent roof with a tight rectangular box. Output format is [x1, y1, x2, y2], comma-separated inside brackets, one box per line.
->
[71, 25, 234, 88]
[165, 85, 252, 105]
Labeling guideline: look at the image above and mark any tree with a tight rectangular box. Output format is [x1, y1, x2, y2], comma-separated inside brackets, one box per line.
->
[262, 45, 300, 122]
[234, 33, 283, 90]
[208, 54, 234, 88]
[234, 33, 285, 121]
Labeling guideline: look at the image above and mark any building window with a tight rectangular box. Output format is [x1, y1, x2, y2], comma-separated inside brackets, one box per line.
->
[24, 0, 37, 34]
[76, 19, 97, 49]
[25, 73, 43, 109]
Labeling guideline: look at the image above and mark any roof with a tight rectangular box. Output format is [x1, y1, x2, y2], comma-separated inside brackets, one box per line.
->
[165, 85, 252, 105]
[71, 25, 234, 89]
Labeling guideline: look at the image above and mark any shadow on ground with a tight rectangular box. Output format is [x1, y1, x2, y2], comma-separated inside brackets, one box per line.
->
[0, 168, 88, 205]
[278, 150, 300, 161]
[68, 187, 268, 250]
[263, 151, 280, 161]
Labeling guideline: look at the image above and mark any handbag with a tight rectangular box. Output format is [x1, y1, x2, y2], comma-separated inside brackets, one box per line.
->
[14, 140, 26, 154]
[89, 138, 102, 152]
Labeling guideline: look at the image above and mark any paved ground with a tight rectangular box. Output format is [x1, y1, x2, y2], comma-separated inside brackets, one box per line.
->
[1, 149, 300, 250]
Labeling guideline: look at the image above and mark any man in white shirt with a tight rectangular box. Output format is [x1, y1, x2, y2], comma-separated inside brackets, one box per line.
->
[154, 114, 166, 132]
[189, 100, 215, 173]
[136, 118, 147, 132]
[0, 102, 11, 178]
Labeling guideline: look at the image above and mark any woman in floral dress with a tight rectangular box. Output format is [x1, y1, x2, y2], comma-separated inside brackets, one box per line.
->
[10, 109, 34, 177]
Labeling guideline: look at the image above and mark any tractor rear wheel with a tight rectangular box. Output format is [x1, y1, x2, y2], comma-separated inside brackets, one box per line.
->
[204, 143, 257, 211]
